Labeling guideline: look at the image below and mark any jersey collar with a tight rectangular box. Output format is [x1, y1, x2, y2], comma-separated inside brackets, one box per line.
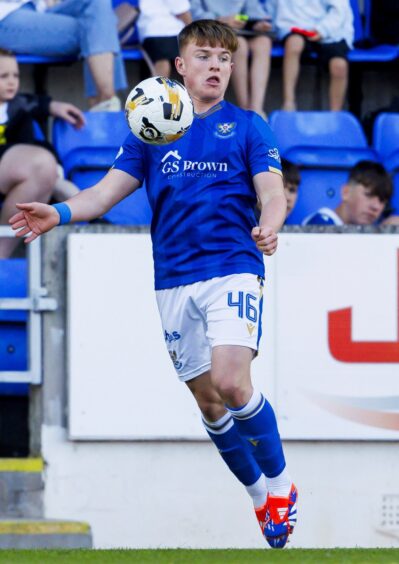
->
[195, 100, 225, 120]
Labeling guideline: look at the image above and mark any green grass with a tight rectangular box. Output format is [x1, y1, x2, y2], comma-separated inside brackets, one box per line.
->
[0, 549, 398, 564]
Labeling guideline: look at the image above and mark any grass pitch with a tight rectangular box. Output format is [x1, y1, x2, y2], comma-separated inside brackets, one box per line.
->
[0, 549, 398, 564]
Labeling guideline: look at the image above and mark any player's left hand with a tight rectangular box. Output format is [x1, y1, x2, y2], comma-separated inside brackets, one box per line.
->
[251, 226, 278, 256]
[49, 101, 86, 129]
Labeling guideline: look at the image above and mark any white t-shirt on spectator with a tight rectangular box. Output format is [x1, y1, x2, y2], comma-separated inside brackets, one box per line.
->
[137, 0, 190, 41]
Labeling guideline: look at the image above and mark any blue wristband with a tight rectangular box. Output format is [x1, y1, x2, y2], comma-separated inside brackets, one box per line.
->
[52, 203, 72, 225]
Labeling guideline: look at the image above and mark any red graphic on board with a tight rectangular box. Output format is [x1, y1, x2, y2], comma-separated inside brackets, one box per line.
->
[328, 250, 399, 362]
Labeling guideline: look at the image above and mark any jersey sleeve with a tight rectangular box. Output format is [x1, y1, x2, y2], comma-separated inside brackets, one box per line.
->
[247, 113, 282, 178]
[112, 132, 145, 183]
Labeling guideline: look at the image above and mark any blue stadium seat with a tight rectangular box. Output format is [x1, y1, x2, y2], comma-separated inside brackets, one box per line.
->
[348, 0, 398, 62]
[269, 111, 379, 223]
[0, 259, 28, 375]
[373, 113, 399, 214]
[16, 54, 77, 64]
[53, 112, 152, 225]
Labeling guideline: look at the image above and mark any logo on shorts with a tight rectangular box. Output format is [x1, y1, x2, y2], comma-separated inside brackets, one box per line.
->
[164, 330, 181, 343]
[247, 323, 256, 336]
[169, 350, 182, 370]
[214, 122, 236, 139]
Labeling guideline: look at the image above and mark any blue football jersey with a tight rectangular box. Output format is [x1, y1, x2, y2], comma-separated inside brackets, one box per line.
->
[113, 100, 282, 290]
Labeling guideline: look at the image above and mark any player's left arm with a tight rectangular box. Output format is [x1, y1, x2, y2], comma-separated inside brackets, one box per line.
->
[251, 171, 287, 256]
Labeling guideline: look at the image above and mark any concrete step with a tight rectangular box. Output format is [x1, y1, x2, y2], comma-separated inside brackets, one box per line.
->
[0, 458, 43, 518]
[0, 519, 92, 549]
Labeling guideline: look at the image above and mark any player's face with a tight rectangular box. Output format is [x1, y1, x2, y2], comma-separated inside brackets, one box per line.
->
[0, 56, 19, 102]
[284, 182, 298, 216]
[175, 42, 233, 111]
[344, 183, 386, 224]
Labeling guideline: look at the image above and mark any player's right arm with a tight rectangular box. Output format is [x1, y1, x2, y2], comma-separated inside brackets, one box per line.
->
[9, 168, 140, 244]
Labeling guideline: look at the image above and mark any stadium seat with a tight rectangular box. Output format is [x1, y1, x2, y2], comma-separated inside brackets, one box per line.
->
[269, 111, 379, 223]
[373, 113, 399, 214]
[348, 0, 398, 63]
[53, 112, 152, 225]
[0, 259, 28, 378]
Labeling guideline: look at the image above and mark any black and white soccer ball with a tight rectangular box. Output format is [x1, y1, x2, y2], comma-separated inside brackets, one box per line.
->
[125, 76, 194, 145]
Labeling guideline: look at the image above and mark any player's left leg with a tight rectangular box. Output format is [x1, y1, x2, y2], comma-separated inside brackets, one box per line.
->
[210, 344, 297, 548]
[186, 372, 267, 510]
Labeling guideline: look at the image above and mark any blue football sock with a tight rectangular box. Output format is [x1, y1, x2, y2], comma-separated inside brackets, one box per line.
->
[227, 390, 286, 478]
[202, 411, 262, 487]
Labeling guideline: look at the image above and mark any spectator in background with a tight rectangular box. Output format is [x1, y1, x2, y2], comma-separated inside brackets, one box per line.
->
[138, 0, 192, 78]
[302, 161, 392, 225]
[256, 158, 300, 222]
[0, 0, 127, 111]
[0, 49, 84, 258]
[267, 0, 353, 111]
[190, 0, 273, 118]
[282, 158, 300, 219]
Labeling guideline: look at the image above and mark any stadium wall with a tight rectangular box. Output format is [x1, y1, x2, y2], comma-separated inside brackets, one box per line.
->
[36, 226, 399, 549]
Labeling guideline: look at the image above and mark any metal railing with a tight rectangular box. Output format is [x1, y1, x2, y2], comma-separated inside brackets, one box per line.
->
[0, 226, 57, 384]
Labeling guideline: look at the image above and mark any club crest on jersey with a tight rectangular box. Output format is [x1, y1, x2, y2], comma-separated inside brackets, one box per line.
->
[214, 121, 236, 139]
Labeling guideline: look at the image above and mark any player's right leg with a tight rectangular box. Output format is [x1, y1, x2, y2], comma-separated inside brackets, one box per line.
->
[155, 283, 267, 510]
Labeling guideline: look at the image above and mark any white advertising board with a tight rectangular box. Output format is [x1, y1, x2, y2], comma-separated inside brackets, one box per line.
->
[270, 233, 399, 439]
[68, 233, 399, 440]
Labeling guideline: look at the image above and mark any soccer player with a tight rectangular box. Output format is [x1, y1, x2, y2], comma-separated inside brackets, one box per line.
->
[9, 20, 297, 549]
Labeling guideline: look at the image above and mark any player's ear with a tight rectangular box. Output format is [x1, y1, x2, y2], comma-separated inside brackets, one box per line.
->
[175, 56, 185, 77]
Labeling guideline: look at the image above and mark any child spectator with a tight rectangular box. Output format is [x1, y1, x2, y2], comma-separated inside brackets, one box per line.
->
[256, 158, 300, 222]
[0, 0, 127, 111]
[138, 0, 192, 78]
[267, 0, 354, 111]
[282, 158, 300, 219]
[0, 49, 84, 258]
[302, 161, 392, 225]
[190, 1, 273, 117]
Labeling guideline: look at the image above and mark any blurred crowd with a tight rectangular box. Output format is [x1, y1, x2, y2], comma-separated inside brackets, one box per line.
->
[0, 0, 398, 260]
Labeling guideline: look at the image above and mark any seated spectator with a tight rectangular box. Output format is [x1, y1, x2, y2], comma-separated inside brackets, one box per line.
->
[282, 158, 300, 219]
[0, 49, 84, 258]
[190, 1, 273, 117]
[256, 158, 300, 221]
[267, 0, 354, 111]
[302, 161, 392, 225]
[0, 0, 127, 111]
[138, 0, 192, 78]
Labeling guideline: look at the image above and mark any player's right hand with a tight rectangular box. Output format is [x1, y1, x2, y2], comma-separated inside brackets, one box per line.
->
[9, 202, 60, 244]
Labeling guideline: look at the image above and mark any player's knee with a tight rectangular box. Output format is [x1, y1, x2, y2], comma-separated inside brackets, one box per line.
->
[214, 379, 249, 407]
[200, 401, 227, 422]
[329, 57, 348, 79]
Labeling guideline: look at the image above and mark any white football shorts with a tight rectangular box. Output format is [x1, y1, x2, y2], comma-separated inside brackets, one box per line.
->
[155, 273, 264, 382]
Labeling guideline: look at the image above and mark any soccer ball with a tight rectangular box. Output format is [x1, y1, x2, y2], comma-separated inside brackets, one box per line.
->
[125, 76, 194, 145]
